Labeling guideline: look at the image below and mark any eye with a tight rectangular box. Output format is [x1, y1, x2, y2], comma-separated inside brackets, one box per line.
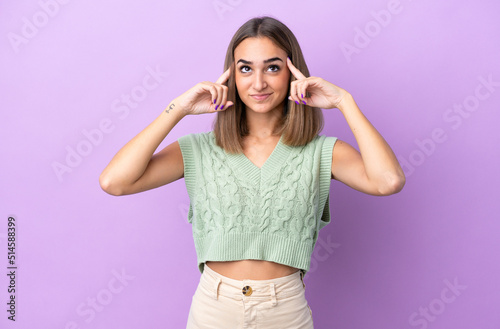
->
[268, 65, 280, 72]
[239, 65, 280, 73]
[240, 65, 251, 73]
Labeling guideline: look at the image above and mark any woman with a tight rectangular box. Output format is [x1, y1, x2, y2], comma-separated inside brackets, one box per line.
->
[99, 16, 405, 328]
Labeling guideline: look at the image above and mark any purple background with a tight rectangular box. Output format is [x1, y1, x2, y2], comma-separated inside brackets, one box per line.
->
[1, 1, 499, 328]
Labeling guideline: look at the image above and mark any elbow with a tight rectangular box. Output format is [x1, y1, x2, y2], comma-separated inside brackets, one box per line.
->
[99, 173, 125, 196]
[376, 172, 406, 196]
[389, 175, 406, 195]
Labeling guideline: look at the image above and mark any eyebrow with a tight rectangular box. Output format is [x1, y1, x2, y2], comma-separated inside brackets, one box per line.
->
[236, 57, 283, 65]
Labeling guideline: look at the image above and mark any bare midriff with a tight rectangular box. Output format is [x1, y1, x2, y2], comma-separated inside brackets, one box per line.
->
[205, 260, 300, 280]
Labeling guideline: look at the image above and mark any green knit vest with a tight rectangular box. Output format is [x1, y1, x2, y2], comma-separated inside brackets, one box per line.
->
[178, 131, 337, 278]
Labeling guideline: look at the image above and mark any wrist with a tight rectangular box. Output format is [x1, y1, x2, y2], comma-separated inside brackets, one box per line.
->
[164, 99, 188, 118]
[336, 93, 354, 114]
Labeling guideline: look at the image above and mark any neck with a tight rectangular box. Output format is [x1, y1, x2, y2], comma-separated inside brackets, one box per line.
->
[245, 104, 284, 139]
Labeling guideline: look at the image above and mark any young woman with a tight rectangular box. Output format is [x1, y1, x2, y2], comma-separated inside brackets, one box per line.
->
[100, 16, 405, 329]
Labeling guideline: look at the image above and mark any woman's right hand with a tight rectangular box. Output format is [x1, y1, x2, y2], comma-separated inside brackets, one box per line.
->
[174, 64, 234, 115]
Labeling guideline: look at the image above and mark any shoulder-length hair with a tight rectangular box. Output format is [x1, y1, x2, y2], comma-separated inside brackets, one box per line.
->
[212, 16, 325, 153]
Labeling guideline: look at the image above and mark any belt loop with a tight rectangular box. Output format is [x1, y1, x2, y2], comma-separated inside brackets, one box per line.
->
[269, 283, 277, 306]
[213, 277, 221, 300]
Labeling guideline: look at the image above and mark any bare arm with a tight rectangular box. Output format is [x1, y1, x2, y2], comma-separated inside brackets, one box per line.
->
[285, 58, 404, 196]
[99, 102, 186, 196]
[99, 65, 235, 196]
[331, 93, 406, 196]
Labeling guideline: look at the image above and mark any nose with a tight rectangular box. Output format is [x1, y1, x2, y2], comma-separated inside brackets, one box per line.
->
[252, 70, 267, 91]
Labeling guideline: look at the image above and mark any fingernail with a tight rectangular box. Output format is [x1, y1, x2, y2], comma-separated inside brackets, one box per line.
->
[301, 93, 304, 98]
[295, 100, 299, 105]
[220, 105, 224, 110]
[302, 100, 306, 105]
[213, 99, 216, 104]
[215, 104, 219, 110]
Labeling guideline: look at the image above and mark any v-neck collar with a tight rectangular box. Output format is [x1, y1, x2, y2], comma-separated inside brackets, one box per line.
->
[223, 133, 293, 184]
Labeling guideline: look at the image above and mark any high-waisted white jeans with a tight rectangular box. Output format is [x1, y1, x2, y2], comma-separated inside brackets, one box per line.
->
[186, 262, 314, 328]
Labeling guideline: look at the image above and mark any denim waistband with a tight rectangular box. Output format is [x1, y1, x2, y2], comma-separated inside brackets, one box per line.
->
[200, 262, 305, 303]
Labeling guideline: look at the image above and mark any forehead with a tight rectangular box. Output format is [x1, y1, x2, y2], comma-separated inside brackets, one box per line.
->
[234, 37, 286, 61]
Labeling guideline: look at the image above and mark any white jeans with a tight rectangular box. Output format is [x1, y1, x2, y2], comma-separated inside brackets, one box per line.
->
[186, 262, 314, 328]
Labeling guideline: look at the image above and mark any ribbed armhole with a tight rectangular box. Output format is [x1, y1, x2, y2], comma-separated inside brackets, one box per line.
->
[177, 134, 197, 202]
[318, 136, 338, 230]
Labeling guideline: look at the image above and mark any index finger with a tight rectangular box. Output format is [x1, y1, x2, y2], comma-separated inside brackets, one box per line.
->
[215, 62, 233, 85]
[287, 57, 306, 80]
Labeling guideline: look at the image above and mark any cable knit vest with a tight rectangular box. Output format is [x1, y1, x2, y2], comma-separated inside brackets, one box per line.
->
[178, 131, 337, 278]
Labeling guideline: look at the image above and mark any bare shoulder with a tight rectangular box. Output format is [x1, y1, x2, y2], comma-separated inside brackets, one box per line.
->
[330, 138, 375, 193]
[331, 139, 361, 174]
[121, 140, 184, 195]
[150, 139, 184, 180]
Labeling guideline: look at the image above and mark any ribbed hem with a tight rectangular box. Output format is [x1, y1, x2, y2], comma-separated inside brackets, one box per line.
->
[195, 232, 313, 274]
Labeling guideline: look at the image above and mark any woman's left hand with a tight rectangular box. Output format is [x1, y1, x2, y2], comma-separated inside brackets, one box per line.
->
[287, 57, 349, 109]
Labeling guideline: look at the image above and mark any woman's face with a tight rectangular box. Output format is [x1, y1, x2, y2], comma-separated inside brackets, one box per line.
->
[233, 37, 290, 114]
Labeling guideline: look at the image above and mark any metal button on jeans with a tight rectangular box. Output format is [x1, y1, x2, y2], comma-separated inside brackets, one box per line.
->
[242, 285, 253, 296]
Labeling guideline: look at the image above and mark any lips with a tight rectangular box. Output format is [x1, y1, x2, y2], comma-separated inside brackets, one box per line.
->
[250, 93, 271, 101]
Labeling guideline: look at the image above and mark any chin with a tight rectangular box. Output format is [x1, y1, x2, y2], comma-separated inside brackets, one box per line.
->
[244, 100, 283, 113]
[246, 105, 275, 113]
